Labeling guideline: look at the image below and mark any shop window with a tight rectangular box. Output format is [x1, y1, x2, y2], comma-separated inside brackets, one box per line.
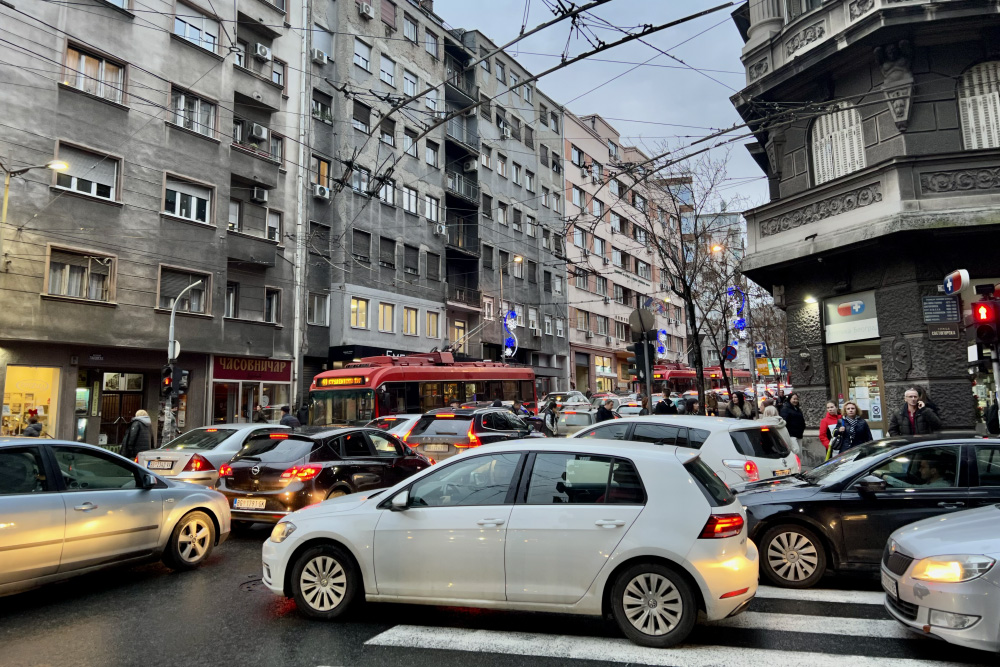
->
[2, 366, 60, 438]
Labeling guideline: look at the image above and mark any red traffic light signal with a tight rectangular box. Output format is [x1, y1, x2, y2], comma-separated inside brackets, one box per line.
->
[974, 302, 996, 323]
[973, 300, 999, 345]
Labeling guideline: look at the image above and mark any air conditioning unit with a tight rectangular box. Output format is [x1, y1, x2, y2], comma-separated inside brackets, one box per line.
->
[359, 2, 374, 19]
[253, 43, 272, 61]
[585, 330, 594, 339]
[531, 327, 540, 337]
[605, 336, 612, 344]
[464, 108, 476, 117]
[603, 297, 610, 304]
[463, 160, 477, 173]
[580, 167, 588, 179]
[311, 49, 328, 65]
[591, 175, 599, 184]
[434, 223, 447, 236]
[312, 184, 331, 199]
[250, 187, 268, 204]
[249, 123, 268, 141]
[603, 257, 610, 265]
[501, 126, 511, 140]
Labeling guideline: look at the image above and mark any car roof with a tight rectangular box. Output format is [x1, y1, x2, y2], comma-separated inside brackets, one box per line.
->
[290, 426, 370, 439]
[599, 415, 784, 432]
[370, 414, 422, 420]
[192, 423, 289, 433]
[426, 407, 509, 416]
[476, 437, 698, 463]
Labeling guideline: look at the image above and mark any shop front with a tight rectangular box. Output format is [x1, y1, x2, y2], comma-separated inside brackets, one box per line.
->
[2, 365, 60, 438]
[824, 291, 886, 437]
[210, 355, 293, 424]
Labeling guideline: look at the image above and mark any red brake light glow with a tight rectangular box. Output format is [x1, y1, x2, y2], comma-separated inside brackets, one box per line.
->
[457, 422, 481, 448]
[280, 466, 321, 481]
[720, 587, 750, 599]
[564, 411, 578, 414]
[760, 427, 770, 432]
[743, 460, 759, 482]
[269, 433, 289, 439]
[699, 514, 745, 539]
[182, 453, 215, 472]
[219, 463, 233, 477]
[402, 423, 416, 443]
[436, 413, 456, 418]
[206, 428, 218, 432]
[794, 453, 801, 469]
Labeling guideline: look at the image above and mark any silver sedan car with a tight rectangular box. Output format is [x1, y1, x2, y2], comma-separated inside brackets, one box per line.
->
[882, 504, 1000, 652]
[0, 439, 231, 598]
[137, 423, 289, 487]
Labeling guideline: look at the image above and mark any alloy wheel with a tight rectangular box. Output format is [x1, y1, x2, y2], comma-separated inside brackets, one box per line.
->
[177, 517, 211, 563]
[767, 530, 819, 582]
[299, 556, 347, 612]
[621, 572, 684, 636]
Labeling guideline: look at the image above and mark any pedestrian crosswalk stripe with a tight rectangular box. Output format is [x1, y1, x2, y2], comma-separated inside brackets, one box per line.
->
[710, 611, 912, 639]
[365, 626, 967, 667]
[755, 585, 885, 605]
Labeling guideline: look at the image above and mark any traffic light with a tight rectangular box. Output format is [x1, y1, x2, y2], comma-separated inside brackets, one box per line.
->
[161, 364, 175, 398]
[177, 369, 190, 396]
[973, 300, 998, 345]
[626, 343, 645, 380]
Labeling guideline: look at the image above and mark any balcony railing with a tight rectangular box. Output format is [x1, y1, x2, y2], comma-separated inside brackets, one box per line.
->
[447, 283, 481, 306]
[446, 170, 480, 202]
[445, 57, 476, 98]
[446, 216, 479, 254]
[446, 117, 479, 152]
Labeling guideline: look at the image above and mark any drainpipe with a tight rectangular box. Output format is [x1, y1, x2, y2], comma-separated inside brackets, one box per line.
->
[291, 0, 312, 408]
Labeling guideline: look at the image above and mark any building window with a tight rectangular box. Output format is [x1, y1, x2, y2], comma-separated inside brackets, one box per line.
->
[312, 222, 332, 257]
[525, 170, 535, 192]
[610, 211, 622, 233]
[403, 307, 418, 335]
[544, 315, 552, 335]
[576, 309, 588, 331]
[556, 317, 565, 337]
[381, 0, 396, 28]
[595, 276, 608, 296]
[497, 202, 508, 226]
[271, 59, 286, 88]
[572, 186, 585, 208]
[224, 282, 239, 318]
[958, 62, 1000, 149]
[159, 268, 207, 313]
[403, 70, 417, 96]
[571, 145, 585, 167]
[164, 176, 211, 223]
[425, 87, 439, 112]
[497, 154, 508, 177]
[554, 276, 563, 294]
[351, 166, 370, 194]
[310, 155, 331, 187]
[480, 92, 491, 119]
[379, 119, 395, 147]
[46, 248, 113, 302]
[482, 244, 494, 268]
[65, 45, 124, 103]
[312, 91, 333, 123]
[308, 292, 329, 325]
[264, 288, 280, 324]
[541, 187, 549, 207]
[573, 228, 585, 248]
[379, 178, 395, 205]
[481, 148, 492, 169]
[634, 193, 648, 213]
[267, 210, 281, 242]
[427, 252, 440, 281]
[424, 195, 440, 222]
[614, 284, 624, 304]
[591, 198, 604, 219]
[786, 0, 821, 21]
[483, 297, 494, 321]
[811, 106, 866, 185]
[512, 208, 522, 232]
[543, 270, 552, 292]
[552, 193, 561, 213]
[353, 101, 372, 132]
[173, 4, 218, 52]
[593, 236, 606, 256]
[379, 236, 396, 269]
[514, 304, 524, 328]
[511, 259, 523, 279]
[425, 31, 438, 58]
[270, 134, 284, 165]
[496, 61, 505, 82]
[528, 307, 538, 330]
[351, 297, 369, 328]
[426, 311, 439, 338]
[549, 111, 559, 132]
[527, 259, 537, 283]
[379, 302, 395, 332]
[526, 216, 536, 237]
[425, 140, 439, 167]
[403, 128, 418, 157]
[636, 260, 651, 280]
[482, 193, 493, 218]
[575, 269, 589, 290]
[633, 226, 648, 244]
[353, 39, 372, 71]
[380, 55, 395, 86]
[616, 321, 627, 340]
[403, 14, 417, 42]
[523, 86, 532, 103]
[228, 199, 241, 232]
[352, 228, 371, 262]
[402, 186, 419, 214]
[170, 86, 217, 136]
[512, 163, 522, 185]
[404, 245, 419, 275]
[54, 145, 118, 201]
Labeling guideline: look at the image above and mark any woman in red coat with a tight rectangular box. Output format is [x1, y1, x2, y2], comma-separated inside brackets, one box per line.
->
[818, 400, 841, 452]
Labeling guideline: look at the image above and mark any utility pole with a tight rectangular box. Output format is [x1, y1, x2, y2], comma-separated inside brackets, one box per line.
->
[162, 280, 202, 443]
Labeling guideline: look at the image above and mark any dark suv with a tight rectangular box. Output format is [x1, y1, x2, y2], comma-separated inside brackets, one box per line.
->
[217, 427, 430, 527]
[403, 408, 531, 462]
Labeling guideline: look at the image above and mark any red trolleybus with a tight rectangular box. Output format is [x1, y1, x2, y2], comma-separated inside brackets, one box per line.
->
[308, 352, 536, 426]
[653, 365, 754, 394]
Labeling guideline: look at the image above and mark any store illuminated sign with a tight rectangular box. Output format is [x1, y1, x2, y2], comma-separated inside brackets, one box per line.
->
[213, 356, 292, 382]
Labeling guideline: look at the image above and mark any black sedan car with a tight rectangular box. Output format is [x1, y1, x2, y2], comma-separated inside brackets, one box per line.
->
[217, 428, 431, 526]
[738, 436, 1000, 589]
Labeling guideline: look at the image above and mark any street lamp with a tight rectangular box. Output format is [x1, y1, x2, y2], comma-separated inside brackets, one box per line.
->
[498, 255, 523, 360]
[1, 160, 69, 271]
[711, 244, 724, 253]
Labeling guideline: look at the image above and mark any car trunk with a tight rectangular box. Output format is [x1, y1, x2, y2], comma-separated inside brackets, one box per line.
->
[137, 449, 196, 475]
[407, 416, 473, 453]
[227, 438, 315, 491]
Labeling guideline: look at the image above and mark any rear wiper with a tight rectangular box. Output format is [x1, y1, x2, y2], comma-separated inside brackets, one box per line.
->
[239, 455, 262, 461]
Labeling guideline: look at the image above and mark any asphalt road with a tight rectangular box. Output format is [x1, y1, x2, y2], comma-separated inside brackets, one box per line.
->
[0, 528, 993, 667]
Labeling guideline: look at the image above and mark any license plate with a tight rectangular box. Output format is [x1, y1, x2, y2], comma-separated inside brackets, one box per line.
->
[424, 444, 449, 453]
[147, 460, 173, 470]
[234, 498, 267, 510]
[881, 570, 898, 599]
[772, 468, 791, 477]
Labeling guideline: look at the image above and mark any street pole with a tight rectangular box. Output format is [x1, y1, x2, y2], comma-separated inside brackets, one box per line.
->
[499, 264, 504, 363]
[642, 330, 653, 399]
[162, 280, 202, 444]
[1, 170, 10, 272]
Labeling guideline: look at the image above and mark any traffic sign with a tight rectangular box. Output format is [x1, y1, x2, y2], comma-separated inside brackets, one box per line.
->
[754, 342, 768, 358]
[943, 269, 969, 295]
[724, 345, 738, 362]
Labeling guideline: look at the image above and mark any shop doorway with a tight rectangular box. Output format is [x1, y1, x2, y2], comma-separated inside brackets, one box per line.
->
[828, 341, 887, 437]
[100, 392, 144, 448]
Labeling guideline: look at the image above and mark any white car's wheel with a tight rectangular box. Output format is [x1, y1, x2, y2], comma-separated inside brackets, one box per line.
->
[610, 562, 696, 648]
[761, 524, 827, 588]
[163, 511, 215, 570]
[291, 545, 359, 619]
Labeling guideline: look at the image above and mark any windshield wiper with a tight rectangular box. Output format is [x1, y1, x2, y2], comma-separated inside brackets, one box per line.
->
[239, 455, 262, 461]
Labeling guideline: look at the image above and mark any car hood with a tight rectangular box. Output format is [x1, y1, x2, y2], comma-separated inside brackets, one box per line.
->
[892, 504, 1000, 558]
[735, 475, 823, 503]
[290, 491, 379, 519]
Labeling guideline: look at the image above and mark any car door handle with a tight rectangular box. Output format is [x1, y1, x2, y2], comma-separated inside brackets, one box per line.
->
[74, 502, 98, 511]
[595, 519, 626, 527]
[476, 519, 505, 526]
[937, 501, 965, 508]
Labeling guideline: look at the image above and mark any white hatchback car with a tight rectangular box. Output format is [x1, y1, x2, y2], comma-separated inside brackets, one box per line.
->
[572, 415, 800, 485]
[261, 439, 758, 648]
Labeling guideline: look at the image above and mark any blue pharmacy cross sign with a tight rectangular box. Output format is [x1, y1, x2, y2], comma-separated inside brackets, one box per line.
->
[724, 345, 739, 362]
[754, 342, 768, 358]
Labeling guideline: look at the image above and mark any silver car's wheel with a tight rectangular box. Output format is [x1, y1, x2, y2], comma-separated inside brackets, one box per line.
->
[610, 562, 696, 648]
[761, 524, 827, 588]
[291, 544, 359, 620]
[163, 511, 216, 571]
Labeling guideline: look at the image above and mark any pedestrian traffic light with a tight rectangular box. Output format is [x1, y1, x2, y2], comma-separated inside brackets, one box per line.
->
[160, 364, 175, 398]
[177, 369, 190, 396]
[626, 342, 646, 380]
[973, 300, 998, 345]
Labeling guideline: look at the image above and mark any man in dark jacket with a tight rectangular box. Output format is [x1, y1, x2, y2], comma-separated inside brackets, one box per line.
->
[120, 410, 153, 458]
[654, 398, 671, 415]
[888, 388, 943, 435]
[23, 416, 43, 437]
[596, 400, 616, 423]
[279, 405, 301, 428]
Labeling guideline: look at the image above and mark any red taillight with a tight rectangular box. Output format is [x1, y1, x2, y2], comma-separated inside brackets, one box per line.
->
[402, 423, 416, 443]
[699, 513, 745, 539]
[280, 466, 321, 481]
[760, 427, 770, 432]
[206, 428, 218, 432]
[457, 423, 481, 448]
[183, 453, 215, 472]
[743, 460, 759, 482]
[219, 463, 233, 477]
[436, 413, 456, 418]
[270, 433, 289, 439]
[794, 453, 801, 469]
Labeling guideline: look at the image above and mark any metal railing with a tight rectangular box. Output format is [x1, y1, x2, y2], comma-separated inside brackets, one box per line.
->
[446, 216, 479, 253]
[446, 170, 480, 202]
[445, 57, 476, 97]
[446, 117, 479, 151]
[447, 283, 481, 306]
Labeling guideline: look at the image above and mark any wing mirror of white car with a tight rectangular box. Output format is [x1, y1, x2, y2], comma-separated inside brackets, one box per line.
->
[856, 475, 887, 496]
[141, 473, 158, 490]
[390, 490, 409, 511]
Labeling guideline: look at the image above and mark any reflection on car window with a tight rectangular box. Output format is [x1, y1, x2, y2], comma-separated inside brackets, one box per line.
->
[802, 438, 910, 484]
[409, 453, 520, 507]
[53, 447, 138, 490]
[633, 424, 679, 446]
[342, 432, 371, 457]
[0, 447, 48, 494]
[870, 446, 960, 489]
[163, 428, 238, 450]
[577, 422, 630, 440]
[975, 445, 1000, 487]
[526, 453, 612, 504]
[368, 432, 400, 457]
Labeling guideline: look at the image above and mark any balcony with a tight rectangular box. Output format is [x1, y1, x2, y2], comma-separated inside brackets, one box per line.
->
[447, 283, 482, 308]
[446, 117, 480, 153]
[446, 170, 480, 203]
[446, 216, 479, 256]
[445, 57, 477, 101]
[227, 230, 277, 267]
[233, 65, 282, 112]
[230, 142, 280, 189]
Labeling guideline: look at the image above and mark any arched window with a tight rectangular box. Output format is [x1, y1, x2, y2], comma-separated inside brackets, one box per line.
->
[958, 62, 1000, 150]
[810, 106, 866, 185]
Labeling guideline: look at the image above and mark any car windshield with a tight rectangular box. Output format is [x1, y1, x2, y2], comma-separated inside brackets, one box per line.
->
[231, 437, 314, 463]
[161, 428, 237, 450]
[803, 438, 913, 484]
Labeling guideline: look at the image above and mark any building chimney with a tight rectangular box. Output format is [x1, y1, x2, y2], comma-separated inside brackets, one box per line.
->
[419, 0, 433, 12]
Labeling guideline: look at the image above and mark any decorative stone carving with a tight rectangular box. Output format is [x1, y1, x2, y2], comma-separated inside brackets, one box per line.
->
[765, 129, 786, 179]
[759, 183, 883, 237]
[785, 21, 826, 57]
[748, 57, 769, 82]
[892, 333, 912, 378]
[797, 346, 815, 384]
[849, 0, 875, 20]
[920, 167, 1000, 194]
[875, 40, 914, 131]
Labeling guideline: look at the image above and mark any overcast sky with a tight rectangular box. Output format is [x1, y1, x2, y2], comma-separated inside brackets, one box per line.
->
[433, 0, 768, 208]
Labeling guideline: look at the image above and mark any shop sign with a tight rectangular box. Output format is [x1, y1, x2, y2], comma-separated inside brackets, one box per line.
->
[927, 323, 960, 340]
[922, 296, 960, 324]
[824, 291, 879, 344]
[213, 356, 292, 382]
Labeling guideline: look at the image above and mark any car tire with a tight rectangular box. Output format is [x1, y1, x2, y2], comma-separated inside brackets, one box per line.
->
[290, 544, 360, 620]
[162, 510, 216, 570]
[760, 523, 827, 588]
[326, 487, 351, 500]
[610, 562, 697, 648]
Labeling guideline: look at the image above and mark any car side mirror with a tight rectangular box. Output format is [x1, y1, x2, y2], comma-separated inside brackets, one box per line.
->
[856, 475, 886, 495]
[390, 490, 409, 511]
[141, 473, 157, 490]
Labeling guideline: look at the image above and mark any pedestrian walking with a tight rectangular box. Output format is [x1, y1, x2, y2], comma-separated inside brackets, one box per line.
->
[779, 392, 805, 454]
[819, 400, 840, 453]
[987, 399, 1000, 435]
[888, 387, 942, 435]
[654, 397, 671, 415]
[279, 405, 301, 428]
[253, 404, 268, 423]
[638, 396, 650, 416]
[835, 401, 873, 453]
[914, 385, 939, 415]
[686, 399, 701, 415]
[297, 402, 310, 425]
[539, 401, 558, 437]
[705, 391, 718, 416]
[596, 399, 616, 423]
[585, 389, 593, 401]
[762, 405, 779, 418]
[726, 393, 754, 419]
[491, 398, 503, 407]
[511, 400, 529, 416]
[775, 389, 786, 409]
[120, 409, 153, 458]
[22, 415, 43, 437]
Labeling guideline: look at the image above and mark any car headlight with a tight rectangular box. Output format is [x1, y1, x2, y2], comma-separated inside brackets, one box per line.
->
[270, 521, 296, 544]
[911, 555, 995, 583]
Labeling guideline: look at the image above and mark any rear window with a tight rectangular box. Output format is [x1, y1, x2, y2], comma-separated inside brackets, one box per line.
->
[410, 415, 473, 437]
[162, 428, 237, 450]
[560, 413, 594, 426]
[731, 428, 790, 459]
[367, 417, 406, 430]
[684, 457, 736, 507]
[232, 437, 314, 462]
